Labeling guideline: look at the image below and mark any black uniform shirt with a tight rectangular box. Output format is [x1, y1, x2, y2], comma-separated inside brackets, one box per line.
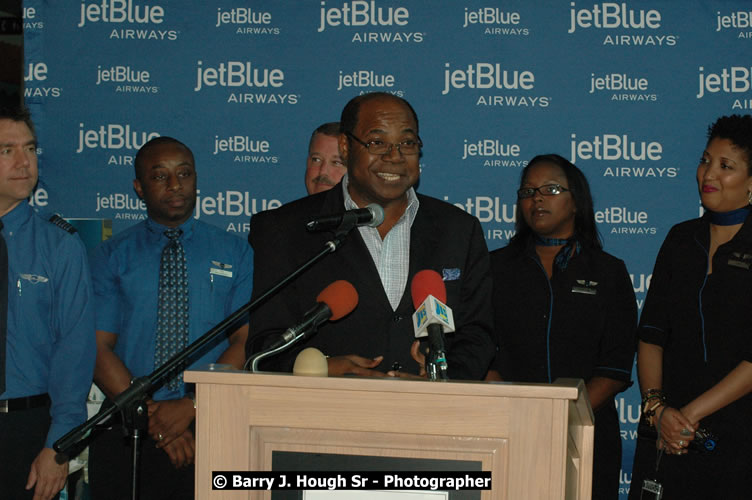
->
[639, 213, 752, 430]
[490, 238, 637, 384]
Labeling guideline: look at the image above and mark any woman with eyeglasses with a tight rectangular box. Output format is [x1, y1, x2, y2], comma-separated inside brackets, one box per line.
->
[628, 115, 752, 500]
[486, 154, 637, 500]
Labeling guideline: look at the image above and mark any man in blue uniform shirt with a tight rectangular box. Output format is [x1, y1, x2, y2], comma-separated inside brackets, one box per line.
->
[88, 136, 253, 499]
[0, 107, 96, 500]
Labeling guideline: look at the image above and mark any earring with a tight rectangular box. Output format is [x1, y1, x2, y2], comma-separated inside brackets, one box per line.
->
[748, 191, 752, 205]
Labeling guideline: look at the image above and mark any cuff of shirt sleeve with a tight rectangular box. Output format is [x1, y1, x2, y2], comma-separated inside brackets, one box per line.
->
[592, 366, 632, 383]
[637, 324, 666, 346]
[45, 422, 69, 450]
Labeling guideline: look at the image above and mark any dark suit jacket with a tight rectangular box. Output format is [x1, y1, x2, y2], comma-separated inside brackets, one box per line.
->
[245, 184, 494, 380]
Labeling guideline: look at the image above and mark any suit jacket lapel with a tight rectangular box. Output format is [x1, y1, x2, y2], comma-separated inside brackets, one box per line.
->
[395, 194, 440, 313]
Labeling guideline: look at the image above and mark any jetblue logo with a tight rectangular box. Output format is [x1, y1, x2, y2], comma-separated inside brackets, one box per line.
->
[78, 0, 164, 27]
[96, 65, 149, 84]
[195, 191, 282, 220]
[589, 72, 657, 102]
[414, 304, 427, 328]
[596, 208, 657, 236]
[212, 135, 278, 164]
[716, 10, 752, 31]
[444, 195, 516, 224]
[213, 136, 269, 154]
[462, 139, 520, 159]
[462, 6, 528, 36]
[570, 133, 662, 163]
[318, 1, 409, 32]
[24, 63, 62, 98]
[337, 70, 395, 90]
[567, 2, 677, 46]
[434, 301, 449, 323]
[96, 192, 146, 212]
[76, 123, 160, 153]
[568, 2, 661, 33]
[442, 62, 534, 95]
[194, 61, 284, 92]
[697, 66, 752, 99]
[23, 6, 44, 30]
[463, 7, 520, 28]
[77, 1, 179, 40]
[215, 7, 271, 27]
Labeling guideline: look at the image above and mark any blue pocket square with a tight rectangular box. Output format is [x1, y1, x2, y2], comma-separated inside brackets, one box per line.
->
[442, 268, 461, 281]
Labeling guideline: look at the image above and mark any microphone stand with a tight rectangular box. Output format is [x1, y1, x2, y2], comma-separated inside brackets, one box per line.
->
[54, 221, 358, 500]
[426, 348, 449, 381]
[426, 326, 449, 381]
[247, 333, 303, 372]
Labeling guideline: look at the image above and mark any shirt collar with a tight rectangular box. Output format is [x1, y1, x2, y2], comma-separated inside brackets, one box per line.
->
[145, 216, 196, 241]
[699, 209, 752, 246]
[341, 173, 419, 227]
[0, 200, 33, 234]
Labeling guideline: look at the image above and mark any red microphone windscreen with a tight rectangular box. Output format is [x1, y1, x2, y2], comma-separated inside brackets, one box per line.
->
[316, 280, 359, 321]
[410, 269, 447, 308]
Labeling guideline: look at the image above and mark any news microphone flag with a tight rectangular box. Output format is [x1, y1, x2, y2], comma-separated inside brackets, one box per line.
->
[412, 294, 455, 339]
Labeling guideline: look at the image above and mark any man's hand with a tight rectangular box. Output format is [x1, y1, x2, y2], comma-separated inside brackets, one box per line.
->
[25, 448, 68, 500]
[161, 429, 195, 468]
[327, 355, 386, 377]
[147, 398, 195, 448]
[386, 341, 427, 379]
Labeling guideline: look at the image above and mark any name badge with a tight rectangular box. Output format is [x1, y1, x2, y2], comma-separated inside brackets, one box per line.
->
[210, 260, 233, 277]
[210, 268, 232, 278]
[20, 273, 49, 284]
[728, 252, 752, 270]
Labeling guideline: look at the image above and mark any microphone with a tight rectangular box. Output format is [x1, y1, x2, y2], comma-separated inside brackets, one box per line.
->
[306, 203, 385, 232]
[273, 280, 358, 348]
[293, 347, 329, 377]
[410, 270, 455, 381]
[246, 280, 359, 372]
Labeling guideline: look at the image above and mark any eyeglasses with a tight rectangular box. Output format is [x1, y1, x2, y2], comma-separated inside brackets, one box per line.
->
[346, 131, 422, 156]
[517, 184, 570, 199]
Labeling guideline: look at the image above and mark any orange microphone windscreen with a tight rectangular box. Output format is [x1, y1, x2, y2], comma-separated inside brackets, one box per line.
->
[316, 280, 359, 320]
[410, 269, 447, 308]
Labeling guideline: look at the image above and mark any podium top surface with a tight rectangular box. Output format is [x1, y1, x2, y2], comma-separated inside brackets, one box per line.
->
[184, 366, 586, 402]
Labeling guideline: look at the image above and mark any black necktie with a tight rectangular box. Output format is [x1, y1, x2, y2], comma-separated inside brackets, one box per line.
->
[154, 229, 189, 390]
[0, 220, 8, 395]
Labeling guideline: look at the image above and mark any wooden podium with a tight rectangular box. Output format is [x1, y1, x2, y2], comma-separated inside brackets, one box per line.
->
[184, 369, 593, 500]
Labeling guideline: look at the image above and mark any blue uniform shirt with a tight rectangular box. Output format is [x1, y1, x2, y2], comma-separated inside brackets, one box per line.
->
[90, 217, 252, 402]
[1, 201, 96, 448]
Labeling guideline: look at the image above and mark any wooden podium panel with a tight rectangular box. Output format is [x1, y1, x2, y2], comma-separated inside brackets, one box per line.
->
[184, 369, 593, 500]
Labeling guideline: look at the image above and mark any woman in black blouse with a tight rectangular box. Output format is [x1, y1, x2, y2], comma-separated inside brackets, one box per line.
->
[487, 154, 637, 500]
[630, 115, 752, 499]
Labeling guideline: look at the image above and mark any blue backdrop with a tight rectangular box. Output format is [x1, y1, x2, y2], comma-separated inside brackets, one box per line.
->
[22, 1, 752, 497]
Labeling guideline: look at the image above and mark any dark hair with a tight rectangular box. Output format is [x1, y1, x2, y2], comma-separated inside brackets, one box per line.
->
[134, 136, 193, 180]
[308, 122, 340, 150]
[509, 154, 602, 250]
[0, 106, 36, 140]
[707, 114, 752, 175]
[340, 92, 419, 135]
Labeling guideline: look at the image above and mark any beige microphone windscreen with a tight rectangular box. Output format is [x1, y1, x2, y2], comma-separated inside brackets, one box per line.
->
[292, 347, 328, 377]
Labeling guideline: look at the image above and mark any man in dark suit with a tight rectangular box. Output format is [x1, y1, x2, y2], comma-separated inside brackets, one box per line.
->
[246, 92, 493, 380]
